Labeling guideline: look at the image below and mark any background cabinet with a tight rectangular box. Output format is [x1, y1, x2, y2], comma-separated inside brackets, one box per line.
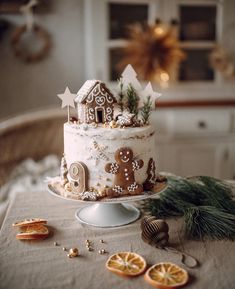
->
[84, 0, 235, 102]
[152, 108, 235, 179]
[85, 0, 223, 84]
[83, 0, 235, 178]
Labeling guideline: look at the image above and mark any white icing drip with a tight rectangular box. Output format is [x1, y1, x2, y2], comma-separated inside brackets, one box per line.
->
[95, 96, 105, 106]
[127, 182, 138, 192]
[76, 80, 98, 103]
[110, 163, 119, 174]
[132, 160, 140, 171]
[86, 93, 94, 103]
[106, 106, 112, 122]
[113, 185, 123, 194]
[80, 191, 98, 201]
[106, 94, 114, 103]
[88, 108, 95, 120]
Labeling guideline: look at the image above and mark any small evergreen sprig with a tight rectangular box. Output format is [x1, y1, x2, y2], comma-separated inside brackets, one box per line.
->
[126, 84, 139, 117]
[117, 78, 125, 112]
[141, 95, 152, 125]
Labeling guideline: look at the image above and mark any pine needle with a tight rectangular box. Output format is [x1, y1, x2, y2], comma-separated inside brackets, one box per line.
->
[141, 96, 152, 124]
[197, 176, 235, 213]
[126, 84, 139, 116]
[142, 176, 235, 240]
[185, 206, 235, 240]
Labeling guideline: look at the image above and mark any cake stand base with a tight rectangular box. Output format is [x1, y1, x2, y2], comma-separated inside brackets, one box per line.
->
[47, 178, 167, 228]
[75, 203, 140, 228]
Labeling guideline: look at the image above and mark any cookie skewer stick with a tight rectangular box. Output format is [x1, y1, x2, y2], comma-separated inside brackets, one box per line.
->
[20, 0, 38, 32]
[57, 87, 76, 123]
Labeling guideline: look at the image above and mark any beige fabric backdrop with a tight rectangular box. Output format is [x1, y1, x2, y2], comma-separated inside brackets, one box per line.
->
[0, 188, 235, 289]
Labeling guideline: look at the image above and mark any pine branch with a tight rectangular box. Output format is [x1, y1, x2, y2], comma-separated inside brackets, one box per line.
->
[142, 175, 235, 240]
[197, 176, 235, 213]
[126, 84, 139, 117]
[117, 78, 125, 112]
[185, 206, 235, 240]
[141, 96, 152, 124]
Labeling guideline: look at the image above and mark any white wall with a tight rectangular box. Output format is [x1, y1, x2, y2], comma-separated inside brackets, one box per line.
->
[0, 0, 85, 120]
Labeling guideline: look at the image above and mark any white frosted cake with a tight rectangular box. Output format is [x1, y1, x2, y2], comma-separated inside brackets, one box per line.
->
[58, 67, 161, 201]
[64, 123, 156, 195]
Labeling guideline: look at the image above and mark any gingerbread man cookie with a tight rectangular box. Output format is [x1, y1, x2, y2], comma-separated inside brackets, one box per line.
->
[105, 147, 144, 197]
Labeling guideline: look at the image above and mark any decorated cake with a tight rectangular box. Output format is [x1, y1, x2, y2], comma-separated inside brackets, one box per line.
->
[56, 65, 162, 201]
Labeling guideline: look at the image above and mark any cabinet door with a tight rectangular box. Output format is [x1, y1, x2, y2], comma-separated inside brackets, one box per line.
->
[219, 143, 235, 180]
[158, 143, 233, 178]
[171, 144, 217, 177]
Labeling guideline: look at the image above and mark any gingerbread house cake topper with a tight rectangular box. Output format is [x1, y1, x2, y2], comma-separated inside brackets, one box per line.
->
[75, 80, 117, 124]
[57, 65, 161, 126]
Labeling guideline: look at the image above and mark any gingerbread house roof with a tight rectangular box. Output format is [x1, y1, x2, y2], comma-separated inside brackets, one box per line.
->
[75, 80, 116, 104]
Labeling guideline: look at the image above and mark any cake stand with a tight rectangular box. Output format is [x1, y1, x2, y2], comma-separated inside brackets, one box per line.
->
[47, 179, 167, 228]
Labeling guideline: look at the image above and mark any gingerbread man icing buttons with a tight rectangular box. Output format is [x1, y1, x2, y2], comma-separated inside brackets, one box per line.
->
[105, 147, 144, 197]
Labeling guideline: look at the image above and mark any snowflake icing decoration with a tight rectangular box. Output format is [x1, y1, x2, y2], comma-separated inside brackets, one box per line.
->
[87, 140, 109, 165]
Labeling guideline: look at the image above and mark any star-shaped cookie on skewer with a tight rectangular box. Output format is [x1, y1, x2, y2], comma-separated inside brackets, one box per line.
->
[138, 82, 161, 109]
[57, 87, 76, 122]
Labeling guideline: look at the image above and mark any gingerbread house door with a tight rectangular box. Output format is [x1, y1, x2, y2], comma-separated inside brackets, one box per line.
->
[95, 107, 105, 123]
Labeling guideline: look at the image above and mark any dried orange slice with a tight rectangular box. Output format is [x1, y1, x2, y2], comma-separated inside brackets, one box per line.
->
[144, 262, 189, 289]
[16, 224, 49, 240]
[12, 218, 47, 227]
[106, 252, 147, 277]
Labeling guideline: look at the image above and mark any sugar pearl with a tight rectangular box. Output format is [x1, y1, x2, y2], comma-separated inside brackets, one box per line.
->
[69, 248, 79, 257]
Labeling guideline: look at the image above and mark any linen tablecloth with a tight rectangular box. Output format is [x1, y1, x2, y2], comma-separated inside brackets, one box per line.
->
[0, 185, 235, 289]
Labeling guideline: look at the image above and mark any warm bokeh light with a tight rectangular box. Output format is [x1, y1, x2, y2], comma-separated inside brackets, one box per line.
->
[154, 26, 165, 36]
[160, 71, 170, 82]
[153, 70, 169, 88]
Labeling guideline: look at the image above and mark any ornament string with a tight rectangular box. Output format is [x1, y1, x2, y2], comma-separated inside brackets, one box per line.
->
[141, 215, 198, 269]
[19, 0, 38, 31]
[164, 246, 198, 268]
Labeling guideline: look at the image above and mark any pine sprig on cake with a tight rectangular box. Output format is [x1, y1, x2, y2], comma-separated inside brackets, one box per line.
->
[141, 95, 152, 125]
[126, 84, 139, 117]
[117, 78, 125, 112]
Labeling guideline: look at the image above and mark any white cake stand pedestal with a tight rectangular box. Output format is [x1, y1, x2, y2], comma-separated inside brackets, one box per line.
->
[76, 203, 140, 227]
[47, 180, 167, 228]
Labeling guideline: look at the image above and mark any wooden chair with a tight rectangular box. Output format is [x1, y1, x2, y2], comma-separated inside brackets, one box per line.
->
[0, 109, 65, 186]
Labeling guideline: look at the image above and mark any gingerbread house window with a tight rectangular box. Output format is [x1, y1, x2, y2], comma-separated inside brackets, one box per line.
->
[75, 80, 117, 124]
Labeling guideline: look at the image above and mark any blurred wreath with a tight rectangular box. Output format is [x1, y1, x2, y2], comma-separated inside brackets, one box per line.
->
[210, 46, 235, 80]
[118, 22, 186, 85]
